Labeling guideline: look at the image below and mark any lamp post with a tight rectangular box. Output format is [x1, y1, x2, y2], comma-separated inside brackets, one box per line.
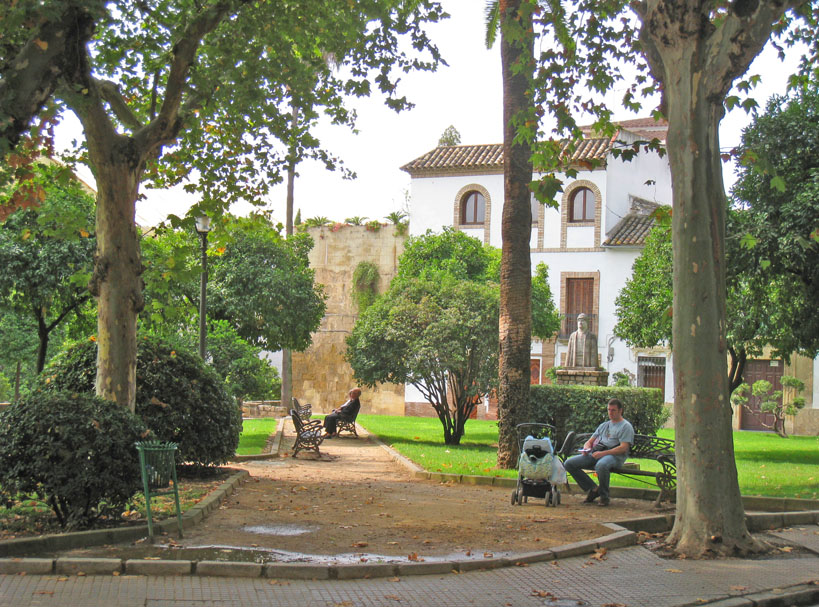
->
[195, 215, 211, 360]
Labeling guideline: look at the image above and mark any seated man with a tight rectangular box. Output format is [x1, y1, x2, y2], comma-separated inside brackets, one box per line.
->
[322, 387, 362, 438]
[563, 398, 634, 507]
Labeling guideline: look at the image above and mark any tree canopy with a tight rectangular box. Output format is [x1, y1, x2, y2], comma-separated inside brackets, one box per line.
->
[0, 162, 96, 373]
[1, 0, 445, 412]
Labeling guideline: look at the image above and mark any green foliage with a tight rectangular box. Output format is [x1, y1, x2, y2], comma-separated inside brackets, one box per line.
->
[612, 369, 635, 387]
[351, 261, 380, 313]
[396, 227, 500, 283]
[0, 370, 12, 401]
[531, 263, 560, 340]
[0, 392, 147, 529]
[35, 337, 242, 466]
[303, 216, 331, 227]
[731, 375, 807, 438]
[209, 218, 326, 352]
[294, 209, 302, 226]
[730, 85, 819, 360]
[364, 219, 382, 232]
[345, 216, 367, 225]
[0, 162, 97, 372]
[529, 384, 668, 446]
[614, 214, 673, 349]
[437, 125, 461, 146]
[347, 275, 500, 445]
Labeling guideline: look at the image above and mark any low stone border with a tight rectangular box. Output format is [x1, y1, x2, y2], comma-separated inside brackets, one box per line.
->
[231, 418, 285, 462]
[0, 524, 637, 579]
[0, 469, 248, 558]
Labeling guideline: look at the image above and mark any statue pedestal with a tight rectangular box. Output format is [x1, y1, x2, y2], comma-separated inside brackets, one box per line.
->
[556, 368, 609, 386]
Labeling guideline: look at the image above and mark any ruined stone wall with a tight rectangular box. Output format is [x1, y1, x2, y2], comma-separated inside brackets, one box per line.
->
[292, 225, 407, 415]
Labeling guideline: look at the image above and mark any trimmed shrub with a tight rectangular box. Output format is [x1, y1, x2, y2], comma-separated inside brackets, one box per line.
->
[0, 392, 147, 529]
[35, 336, 242, 467]
[530, 384, 668, 446]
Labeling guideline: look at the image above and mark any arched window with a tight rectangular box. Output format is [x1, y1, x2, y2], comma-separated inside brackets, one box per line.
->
[460, 191, 486, 225]
[569, 187, 595, 222]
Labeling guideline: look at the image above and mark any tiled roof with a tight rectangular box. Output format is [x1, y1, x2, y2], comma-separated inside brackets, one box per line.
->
[603, 199, 660, 247]
[581, 117, 669, 143]
[400, 138, 612, 176]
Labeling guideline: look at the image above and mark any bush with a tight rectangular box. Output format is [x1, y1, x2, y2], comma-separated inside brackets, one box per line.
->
[0, 392, 146, 529]
[35, 336, 242, 466]
[530, 384, 669, 446]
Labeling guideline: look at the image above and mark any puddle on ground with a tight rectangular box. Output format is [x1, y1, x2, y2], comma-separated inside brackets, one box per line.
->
[41, 543, 517, 566]
[241, 524, 314, 536]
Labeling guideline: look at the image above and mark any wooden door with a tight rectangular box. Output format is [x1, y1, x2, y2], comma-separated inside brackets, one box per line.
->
[740, 359, 783, 431]
[563, 277, 595, 336]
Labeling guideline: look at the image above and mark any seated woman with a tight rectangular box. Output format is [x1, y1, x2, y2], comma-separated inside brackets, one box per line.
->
[322, 388, 362, 438]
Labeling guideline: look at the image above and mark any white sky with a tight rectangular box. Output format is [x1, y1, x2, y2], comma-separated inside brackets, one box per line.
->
[57, 0, 802, 227]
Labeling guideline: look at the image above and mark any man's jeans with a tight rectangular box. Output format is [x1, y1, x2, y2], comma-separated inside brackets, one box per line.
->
[563, 453, 626, 499]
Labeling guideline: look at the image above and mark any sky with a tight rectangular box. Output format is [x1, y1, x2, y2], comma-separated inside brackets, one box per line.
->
[56, 0, 801, 228]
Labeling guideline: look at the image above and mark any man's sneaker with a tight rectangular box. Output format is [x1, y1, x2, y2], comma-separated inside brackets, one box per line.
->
[583, 488, 599, 503]
[598, 496, 611, 507]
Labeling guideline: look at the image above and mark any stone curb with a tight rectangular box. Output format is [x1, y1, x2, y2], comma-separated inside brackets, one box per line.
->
[0, 468, 248, 558]
[677, 581, 819, 607]
[231, 418, 285, 462]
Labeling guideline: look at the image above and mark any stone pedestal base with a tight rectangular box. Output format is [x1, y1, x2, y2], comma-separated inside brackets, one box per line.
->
[555, 368, 609, 386]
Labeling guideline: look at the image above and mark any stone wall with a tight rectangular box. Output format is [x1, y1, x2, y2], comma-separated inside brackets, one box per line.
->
[292, 225, 407, 415]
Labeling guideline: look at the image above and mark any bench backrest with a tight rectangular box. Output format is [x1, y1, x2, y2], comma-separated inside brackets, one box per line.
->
[629, 434, 675, 460]
[290, 409, 306, 433]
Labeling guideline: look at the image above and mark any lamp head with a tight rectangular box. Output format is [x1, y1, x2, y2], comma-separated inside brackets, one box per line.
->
[195, 216, 211, 234]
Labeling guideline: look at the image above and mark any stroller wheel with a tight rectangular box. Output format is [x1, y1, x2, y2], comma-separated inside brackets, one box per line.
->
[511, 490, 517, 505]
[545, 491, 552, 506]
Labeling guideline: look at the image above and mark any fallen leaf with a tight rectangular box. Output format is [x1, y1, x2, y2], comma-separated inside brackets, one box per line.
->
[34, 39, 48, 51]
[483, 551, 494, 558]
[352, 541, 368, 548]
[730, 585, 748, 592]
[389, 577, 401, 582]
[780, 546, 794, 553]
[592, 547, 608, 561]
[514, 562, 529, 567]
[384, 595, 401, 601]
[34, 591, 54, 595]
[531, 590, 553, 598]
[76, 572, 86, 577]
[665, 568, 683, 573]
[112, 571, 120, 577]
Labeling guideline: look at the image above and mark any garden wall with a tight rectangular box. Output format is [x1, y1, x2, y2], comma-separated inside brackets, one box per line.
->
[292, 225, 407, 416]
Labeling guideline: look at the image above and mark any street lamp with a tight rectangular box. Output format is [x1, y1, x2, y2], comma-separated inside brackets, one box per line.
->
[195, 215, 211, 360]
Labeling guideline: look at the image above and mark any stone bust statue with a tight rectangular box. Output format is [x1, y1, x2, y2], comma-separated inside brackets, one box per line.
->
[565, 313, 598, 368]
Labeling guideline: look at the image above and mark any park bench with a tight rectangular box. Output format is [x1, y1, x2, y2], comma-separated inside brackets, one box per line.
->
[292, 397, 312, 420]
[290, 408, 324, 457]
[335, 408, 359, 438]
[558, 431, 676, 506]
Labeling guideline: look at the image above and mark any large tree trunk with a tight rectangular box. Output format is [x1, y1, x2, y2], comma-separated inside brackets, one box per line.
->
[635, 0, 797, 558]
[497, 0, 534, 468]
[87, 151, 145, 412]
[664, 91, 758, 556]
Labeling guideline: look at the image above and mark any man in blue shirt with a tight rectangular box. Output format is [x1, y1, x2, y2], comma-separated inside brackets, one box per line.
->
[563, 398, 635, 507]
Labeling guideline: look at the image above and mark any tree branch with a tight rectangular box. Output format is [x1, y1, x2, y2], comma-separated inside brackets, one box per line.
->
[97, 80, 144, 130]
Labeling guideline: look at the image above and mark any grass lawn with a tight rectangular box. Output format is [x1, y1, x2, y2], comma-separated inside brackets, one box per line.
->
[357, 415, 819, 499]
[236, 418, 279, 455]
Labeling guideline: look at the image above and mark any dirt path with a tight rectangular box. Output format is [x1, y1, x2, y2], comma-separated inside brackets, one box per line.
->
[163, 422, 665, 561]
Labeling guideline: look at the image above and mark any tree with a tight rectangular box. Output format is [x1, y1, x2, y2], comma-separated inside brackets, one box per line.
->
[437, 125, 461, 146]
[1, 0, 444, 412]
[730, 375, 806, 438]
[208, 216, 326, 353]
[0, 163, 96, 373]
[500, 0, 819, 556]
[496, 0, 537, 469]
[531, 262, 560, 341]
[141, 213, 326, 354]
[730, 85, 819, 359]
[347, 275, 500, 445]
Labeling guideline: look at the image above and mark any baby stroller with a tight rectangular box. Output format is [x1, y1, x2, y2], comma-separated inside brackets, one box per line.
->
[510, 423, 565, 507]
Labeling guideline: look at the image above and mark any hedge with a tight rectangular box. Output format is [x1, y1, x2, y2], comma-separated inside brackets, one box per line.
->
[529, 384, 669, 447]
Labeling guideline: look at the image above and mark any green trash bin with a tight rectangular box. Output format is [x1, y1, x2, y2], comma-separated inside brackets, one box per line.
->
[135, 441, 183, 540]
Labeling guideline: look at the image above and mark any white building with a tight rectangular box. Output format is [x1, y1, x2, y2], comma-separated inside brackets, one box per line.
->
[400, 117, 819, 435]
[401, 118, 675, 409]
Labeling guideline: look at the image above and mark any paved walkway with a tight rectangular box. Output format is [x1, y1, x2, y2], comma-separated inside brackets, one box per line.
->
[1, 420, 818, 607]
[2, 530, 818, 607]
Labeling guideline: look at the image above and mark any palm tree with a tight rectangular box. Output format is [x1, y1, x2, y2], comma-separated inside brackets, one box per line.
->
[489, 0, 536, 467]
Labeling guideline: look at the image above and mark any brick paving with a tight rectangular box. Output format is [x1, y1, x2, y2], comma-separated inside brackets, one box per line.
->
[2, 534, 818, 607]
